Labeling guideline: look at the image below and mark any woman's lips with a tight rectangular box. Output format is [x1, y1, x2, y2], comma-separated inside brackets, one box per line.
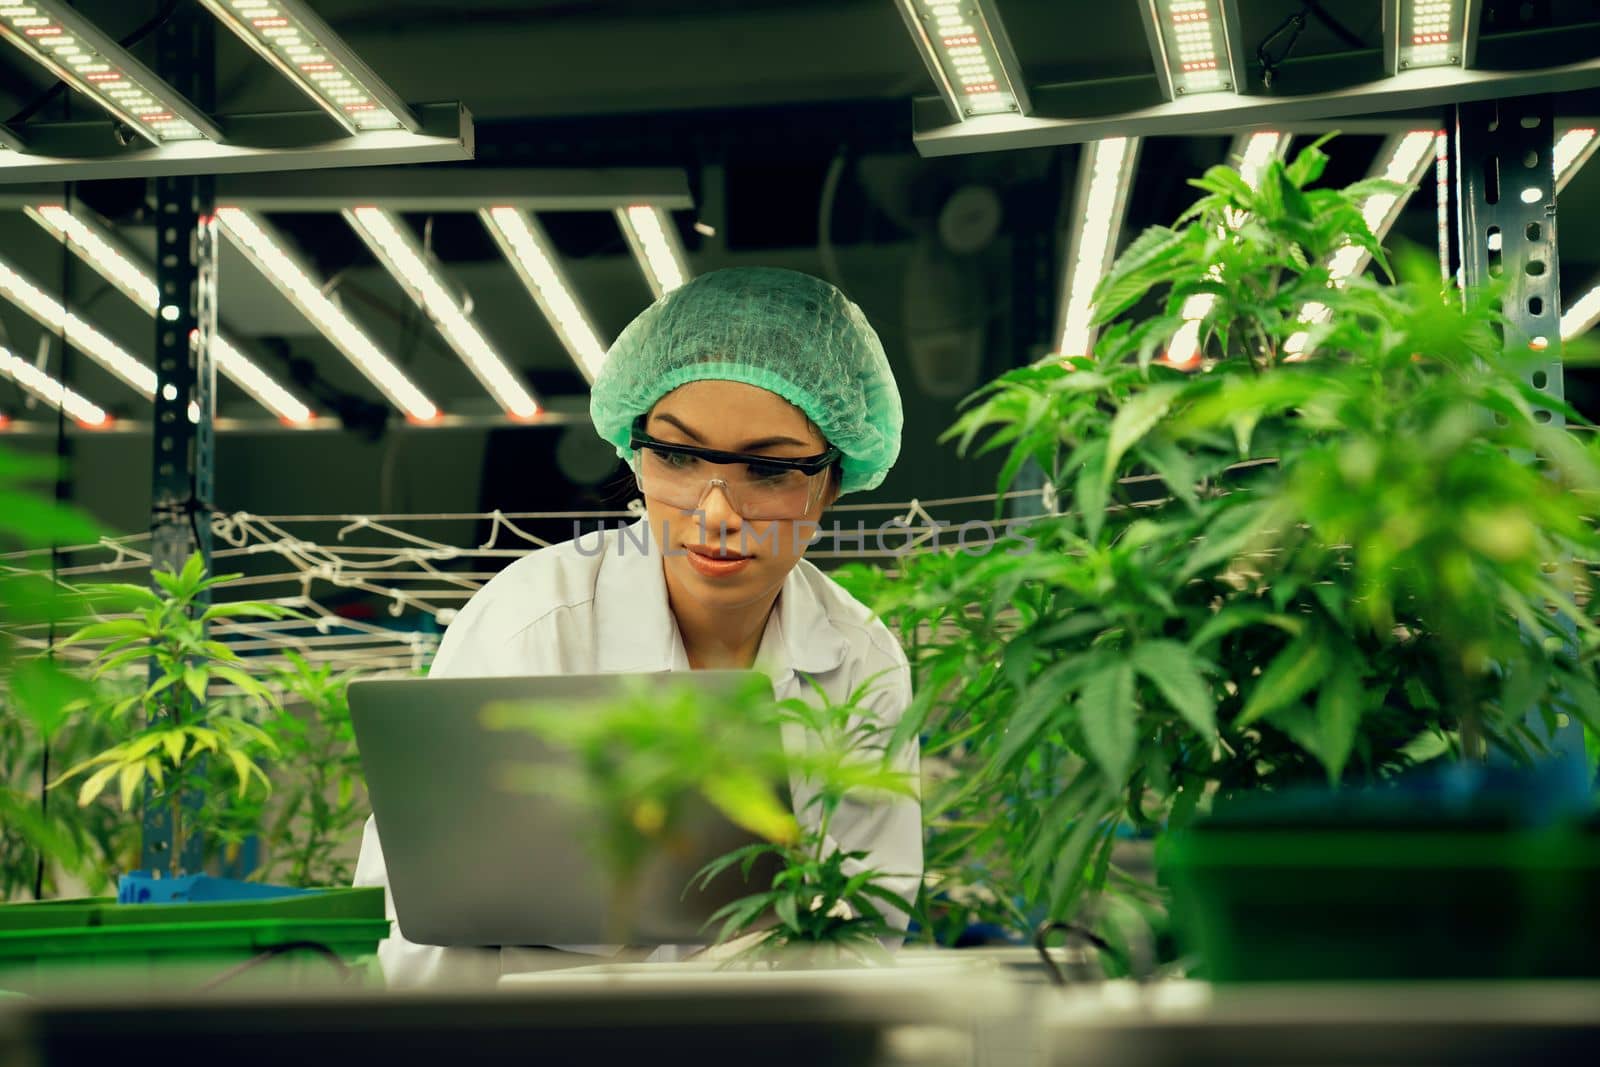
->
[684, 544, 753, 578]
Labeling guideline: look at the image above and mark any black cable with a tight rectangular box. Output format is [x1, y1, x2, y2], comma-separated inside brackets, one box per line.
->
[35, 180, 74, 901]
[1303, 0, 1368, 50]
[1256, 2, 1370, 89]
[194, 940, 352, 992]
[7, 1, 182, 126]
[1257, 6, 1311, 89]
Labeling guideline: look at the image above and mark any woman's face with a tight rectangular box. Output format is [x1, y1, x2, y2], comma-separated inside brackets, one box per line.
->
[637, 379, 837, 613]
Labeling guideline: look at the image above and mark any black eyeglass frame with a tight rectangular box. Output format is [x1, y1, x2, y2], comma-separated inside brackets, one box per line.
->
[628, 417, 842, 477]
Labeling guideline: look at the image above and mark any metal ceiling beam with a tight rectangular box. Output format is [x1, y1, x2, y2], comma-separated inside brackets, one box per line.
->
[913, 53, 1600, 156]
[0, 409, 591, 436]
[194, 167, 689, 212]
[0, 102, 472, 183]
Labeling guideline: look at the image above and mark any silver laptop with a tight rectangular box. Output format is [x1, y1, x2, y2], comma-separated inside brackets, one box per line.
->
[348, 671, 783, 947]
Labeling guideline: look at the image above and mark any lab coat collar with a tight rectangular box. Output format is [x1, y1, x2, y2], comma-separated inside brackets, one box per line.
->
[594, 519, 849, 681]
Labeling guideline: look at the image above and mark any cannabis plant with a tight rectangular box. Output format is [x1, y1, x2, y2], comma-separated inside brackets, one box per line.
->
[0, 445, 111, 899]
[486, 674, 914, 954]
[258, 651, 368, 886]
[837, 137, 1600, 938]
[52, 553, 293, 876]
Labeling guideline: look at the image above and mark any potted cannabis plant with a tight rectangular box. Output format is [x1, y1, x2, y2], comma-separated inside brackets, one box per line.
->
[837, 137, 1600, 978]
[1, 550, 388, 993]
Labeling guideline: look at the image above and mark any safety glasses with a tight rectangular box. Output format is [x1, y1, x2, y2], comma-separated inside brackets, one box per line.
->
[628, 417, 840, 521]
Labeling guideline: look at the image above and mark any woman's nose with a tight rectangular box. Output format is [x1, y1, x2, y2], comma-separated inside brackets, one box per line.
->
[697, 481, 743, 538]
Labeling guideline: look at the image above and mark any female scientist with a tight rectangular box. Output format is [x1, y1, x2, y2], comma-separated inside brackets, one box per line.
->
[354, 266, 922, 986]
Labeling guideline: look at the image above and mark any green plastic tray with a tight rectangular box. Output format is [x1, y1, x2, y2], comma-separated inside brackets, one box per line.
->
[0, 887, 389, 994]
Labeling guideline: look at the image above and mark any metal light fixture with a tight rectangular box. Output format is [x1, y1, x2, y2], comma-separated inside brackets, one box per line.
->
[346, 206, 540, 420]
[0, 2, 221, 144]
[1056, 137, 1140, 359]
[217, 207, 439, 422]
[25, 202, 314, 424]
[1385, 0, 1479, 73]
[894, 0, 1029, 120]
[0, 343, 108, 426]
[480, 207, 608, 383]
[615, 205, 691, 300]
[199, 0, 418, 134]
[1138, 0, 1246, 99]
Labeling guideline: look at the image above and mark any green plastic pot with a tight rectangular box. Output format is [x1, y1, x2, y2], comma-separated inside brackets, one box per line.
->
[0, 886, 389, 995]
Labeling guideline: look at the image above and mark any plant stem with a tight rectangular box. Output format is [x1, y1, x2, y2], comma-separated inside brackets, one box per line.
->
[169, 790, 184, 877]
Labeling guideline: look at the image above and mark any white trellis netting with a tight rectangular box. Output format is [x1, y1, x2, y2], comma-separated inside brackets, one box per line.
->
[1, 489, 1047, 681]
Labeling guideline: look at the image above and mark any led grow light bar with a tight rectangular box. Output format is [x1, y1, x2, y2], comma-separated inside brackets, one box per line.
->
[1140, 0, 1243, 99]
[0, 251, 155, 397]
[894, 0, 1029, 120]
[1554, 126, 1597, 194]
[0, 2, 220, 144]
[0, 344, 108, 426]
[1165, 131, 1288, 366]
[199, 0, 418, 135]
[217, 207, 438, 422]
[480, 207, 608, 383]
[24, 203, 314, 424]
[346, 206, 539, 420]
[615, 205, 691, 300]
[1387, 0, 1477, 73]
[1056, 137, 1140, 359]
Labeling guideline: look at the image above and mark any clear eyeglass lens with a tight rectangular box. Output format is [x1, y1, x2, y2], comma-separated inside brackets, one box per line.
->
[636, 448, 820, 520]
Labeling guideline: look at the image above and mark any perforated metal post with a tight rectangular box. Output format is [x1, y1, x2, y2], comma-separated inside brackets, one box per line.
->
[1454, 94, 1586, 784]
[142, 8, 216, 875]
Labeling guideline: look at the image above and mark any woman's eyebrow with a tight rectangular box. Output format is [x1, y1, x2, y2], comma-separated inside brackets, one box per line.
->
[649, 413, 704, 442]
[651, 413, 812, 451]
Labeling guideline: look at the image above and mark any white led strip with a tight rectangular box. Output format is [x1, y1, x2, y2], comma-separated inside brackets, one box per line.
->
[217, 207, 438, 422]
[616, 205, 691, 300]
[899, 1, 1027, 119]
[1554, 127, 1597, 194]
[0, 344, 107, 426]
[25, 204, 313, 424]
[0, 251, 155, 397]
[212, 335, 312, 425]
[480, 207, 608, 383]
[1400, 0, 1463, 70]
[347, 206, 539, 420]
[1562, 287, 1600, 342]
[1556, 125, 1600, 341]
[1057, 137, 1137, 358]
[1166, 131, 1287, 366]
[0, 3, 218, 144]
[199, 0, 416, 135]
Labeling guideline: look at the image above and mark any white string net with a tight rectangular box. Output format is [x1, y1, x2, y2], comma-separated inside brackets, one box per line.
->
[1, 490, 1046, 680]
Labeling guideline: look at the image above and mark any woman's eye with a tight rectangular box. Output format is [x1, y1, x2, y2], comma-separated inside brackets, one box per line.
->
[746, 462, 792, 481]
[654, 449, 697, 470]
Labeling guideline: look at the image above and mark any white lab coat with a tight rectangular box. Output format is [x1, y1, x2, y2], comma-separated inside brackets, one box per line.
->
[352, 520, 922, 988]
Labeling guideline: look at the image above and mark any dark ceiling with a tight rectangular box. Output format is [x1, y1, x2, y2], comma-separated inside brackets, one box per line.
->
[0, 1, 1597, 534]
